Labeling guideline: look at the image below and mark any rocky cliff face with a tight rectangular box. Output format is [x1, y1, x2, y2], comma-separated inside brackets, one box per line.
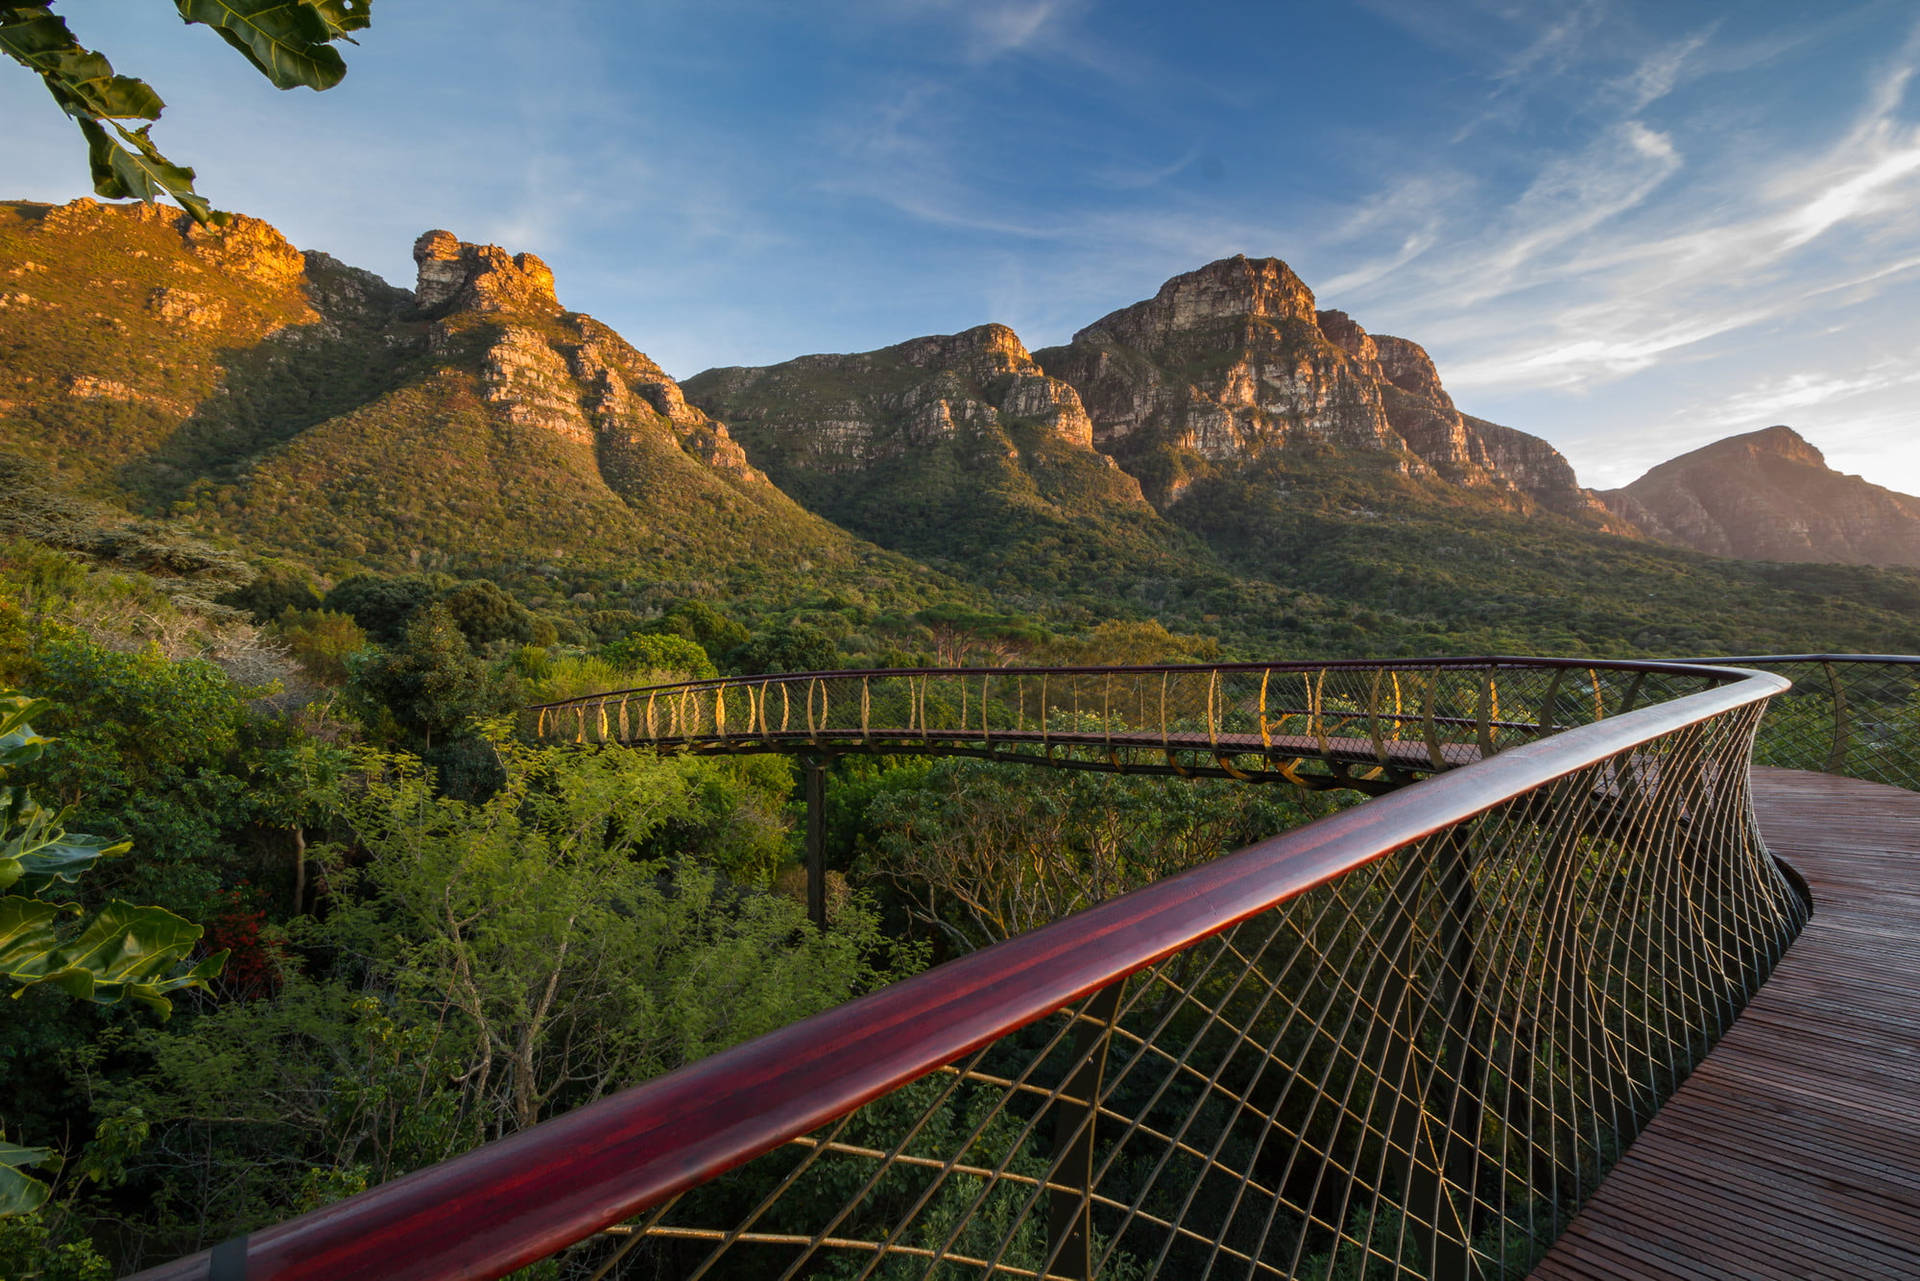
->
[0, 200, 872, 581]
[686, 323, 1103, 476]
[1032, 258, 1403, 506]
[680, 324, 1198, 592]
[1031, 256, 1616, 530]
[1599, 426, 1920, 567]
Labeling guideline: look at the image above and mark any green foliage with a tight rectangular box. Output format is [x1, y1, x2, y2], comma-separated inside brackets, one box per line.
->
[273, 608, 367, 685]
[0, 1199, 112, 1278]
[439, 579, 532, 646]
[218, 559, 322, 621]
[1036, 618, 1218, 666]
[0, 689, 224, 1220]
[601, 631, 714, 679]
[0, 696, 129, 894]
[858, 754, 1341, 952]
[322, 574, 440, 643]
[0, 897, 224, 1012]
[0, 692, 223, 1015]
[0, 0, 368, 225]
[733, 620, 840, 675]
[21, 630, 255, 905]
[648, 599, 751, 655]
[93, 737, 916, 1256]
[347, 604, 517, 751]
[0, 457, 250, 599]
[172, 0, 367, 93]
[0, 1140, 54, 1217]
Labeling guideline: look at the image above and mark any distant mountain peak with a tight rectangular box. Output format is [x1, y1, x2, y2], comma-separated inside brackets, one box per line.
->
[1074, 255, 1319, 349]
[1601, 425, 1920, 567]
[1716, 424, 1825, 466]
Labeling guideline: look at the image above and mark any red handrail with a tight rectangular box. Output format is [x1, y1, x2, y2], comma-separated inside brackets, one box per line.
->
[132, 665, 1784, 1281]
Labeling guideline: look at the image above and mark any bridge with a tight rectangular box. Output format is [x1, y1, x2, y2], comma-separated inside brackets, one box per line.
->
[133, 656, 1920, 1279]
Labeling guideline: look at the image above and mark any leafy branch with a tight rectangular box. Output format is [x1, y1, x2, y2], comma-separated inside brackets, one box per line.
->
[0, 0, 371, 226]
[0, 691, 227, 1214]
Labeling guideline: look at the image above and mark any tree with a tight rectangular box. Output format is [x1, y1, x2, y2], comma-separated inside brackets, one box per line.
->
[731, 621, 839, 676]
[0, 1, 371, 225]
[601, 632, 715, 680]
[348, 604, 512, 752]
[648, 600, 749, 656]
[323, 574, 439, 644]
[439, 580, 533, 647]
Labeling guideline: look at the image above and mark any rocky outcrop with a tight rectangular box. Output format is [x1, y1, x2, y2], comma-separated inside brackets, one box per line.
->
[1035, 261, 1626, 527]
[408, 229, 770, 487]
[1460, 416, 1626, 529]
[1314, 310, 1385, 384]
[38, 198, 308, 292]
[1599, 426, 1920, 566]
[412, 229, 560, 317]
[568, 316, 767, 485]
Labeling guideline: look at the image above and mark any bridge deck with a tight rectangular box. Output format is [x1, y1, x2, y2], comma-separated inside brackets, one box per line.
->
[1531, 767, 1920, 1280]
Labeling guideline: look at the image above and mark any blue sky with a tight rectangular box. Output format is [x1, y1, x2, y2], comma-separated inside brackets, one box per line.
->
[6, 0, 1920, 493]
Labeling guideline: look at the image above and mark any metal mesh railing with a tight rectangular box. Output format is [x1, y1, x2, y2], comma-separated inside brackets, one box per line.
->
[528, 659, 1736, 793]
[137, 662, 1803, 1281]
[1675, 655, 1920, 790]
[565, 699, 1797, 1281]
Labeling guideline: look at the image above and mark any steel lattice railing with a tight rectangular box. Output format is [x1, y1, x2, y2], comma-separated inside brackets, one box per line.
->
[134, 660, 1806, 1281]
[525, 658, 1734, 793]
[1676, 655, 1920, 790]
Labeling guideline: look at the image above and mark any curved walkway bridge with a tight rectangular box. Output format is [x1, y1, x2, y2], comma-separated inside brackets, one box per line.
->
[136, 657, 1920, 1280]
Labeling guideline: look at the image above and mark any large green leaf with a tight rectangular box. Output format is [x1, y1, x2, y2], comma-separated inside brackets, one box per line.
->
[0, 5, 164, 120]
[0, 694, 51, 771]
[0, 784, 131, 894]
[0, 1140, 53, 1216]
[77, 117, 224, 226]
[173, 0, 349, 90]
[8, 900, 225, 1017]
[0, 896, 64, 975]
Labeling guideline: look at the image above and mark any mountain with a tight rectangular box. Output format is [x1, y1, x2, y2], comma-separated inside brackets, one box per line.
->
[1028, 256, 1622, 530]
[676, 252, 1920, 655]
[4, 200, 1920, 659]
[681, 323, 1224, 609]
[1599, 426, 1920, 569]
[0, 198, 948, 609]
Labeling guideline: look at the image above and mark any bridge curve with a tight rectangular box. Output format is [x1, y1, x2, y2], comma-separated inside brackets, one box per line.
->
[1533, 766, 1920, 1278]
[527, 656, 1741, 793]
[137, 655, 1844, 1281]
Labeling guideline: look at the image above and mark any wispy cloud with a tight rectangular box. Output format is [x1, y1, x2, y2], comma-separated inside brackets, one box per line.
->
[1608, 26, 1717, 111]
[1333, 20, 1920, 400]
[1697, 364, 1920, 429]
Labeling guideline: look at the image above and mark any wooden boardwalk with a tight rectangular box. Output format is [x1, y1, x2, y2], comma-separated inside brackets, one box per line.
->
[1531, 767, 1920, 1280]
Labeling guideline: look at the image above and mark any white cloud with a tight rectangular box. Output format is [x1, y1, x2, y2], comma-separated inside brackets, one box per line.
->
[1609, 27, 1716, 111]
[1697, 365, 1920, 429]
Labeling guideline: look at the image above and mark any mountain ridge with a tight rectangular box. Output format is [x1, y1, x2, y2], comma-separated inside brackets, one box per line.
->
[5, 198, 1920, 660]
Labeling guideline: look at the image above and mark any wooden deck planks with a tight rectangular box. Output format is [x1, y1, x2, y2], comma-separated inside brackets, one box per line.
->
[1531, 768, 1920, 1280]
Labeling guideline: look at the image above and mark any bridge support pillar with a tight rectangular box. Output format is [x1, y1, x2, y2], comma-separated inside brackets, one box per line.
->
[1047, 980, 1123, 1280]
[805, 756, 827, 929]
